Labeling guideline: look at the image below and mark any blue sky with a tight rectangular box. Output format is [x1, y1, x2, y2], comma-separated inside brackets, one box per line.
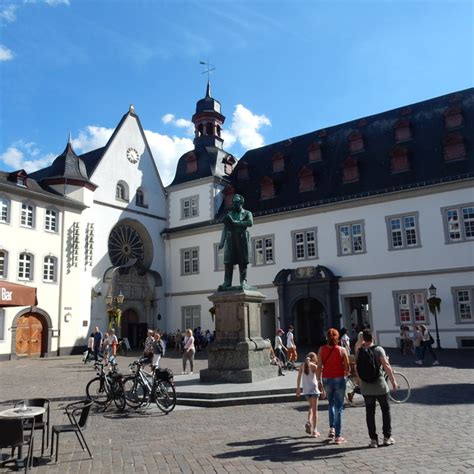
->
[0, 0, 472, 185]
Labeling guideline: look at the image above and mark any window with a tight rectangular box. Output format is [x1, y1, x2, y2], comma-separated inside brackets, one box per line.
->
[443, 133, 466, 162]
[115, 181, 129, 202]
[348, 131, 364, 153]
[386, 212, 420, 250]
[272, 153, 284, 172]
[237, 162, 249, 180]
[442, 204, 474, 243]
[181, 196, 199, 219]
[214, 243, 224, 271]
[135, 189, 145, 207]
[260, 177, 275, 199]
[43, 255, 57, 282]
[308, 142, 322, 162]
[393, 290, 429, 325]
[253, 235, 274, 266]
[181, 247, 199, 275]
[292, 229, 317, 261]
[182, 306, 201, 330]
[20, 203, 34, 228]
[45, 209, 58, 232]
[298, 167, 315, 192]
[390, 146, 410, 173]
[444, 106, 463, 129]
[18, 253, 33, 280]
[452, 287, 473, 323]
[0, 309, 4, 341]
[394, 119, 412, 142]
[0, 250, 7, 278]
[186, 154, 197, 174]
[336, 221, 366, 256]
[0, 196, 9, 224]
[342, 156, 359, 183]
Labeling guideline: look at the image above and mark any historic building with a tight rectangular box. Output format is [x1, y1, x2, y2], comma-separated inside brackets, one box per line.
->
[0, 85, 473, 359]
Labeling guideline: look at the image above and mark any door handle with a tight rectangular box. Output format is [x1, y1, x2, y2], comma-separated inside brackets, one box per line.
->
[31, 340, 38, 343]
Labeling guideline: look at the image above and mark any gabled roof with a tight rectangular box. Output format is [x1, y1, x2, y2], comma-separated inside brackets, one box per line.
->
[230, 88, 474, 216]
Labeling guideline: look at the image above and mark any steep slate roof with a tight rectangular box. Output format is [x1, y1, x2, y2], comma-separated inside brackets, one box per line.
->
[230, 88, 474, 217]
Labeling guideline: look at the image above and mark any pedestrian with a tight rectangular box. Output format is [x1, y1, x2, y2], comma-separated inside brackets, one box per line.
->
[399, 325, 412, 355]
[143, 329, 154, 361]
[274, 329, 287, 366]
[417, 324, 439, 365]
[87, 333, 94, 360]
[286, 326, 297, 363]
[175, 329, 183, 350]
[413, 325, 422, 363]
[356, 329, 398, 448]
[354, 331, 364, 358]
[296, 352, 321, 438]
[93, 326, 103, 361]
[316, 328, 350, 445]
[340, 328, 351, 354]
[152, 332, 165, 370]
[182, 328, 195, 374]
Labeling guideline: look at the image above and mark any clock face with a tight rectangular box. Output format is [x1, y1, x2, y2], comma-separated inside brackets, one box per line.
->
[126, 147, 140, 164]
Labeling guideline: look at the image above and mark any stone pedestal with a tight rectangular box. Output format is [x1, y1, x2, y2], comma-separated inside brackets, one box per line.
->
[200, 289, 278, 383]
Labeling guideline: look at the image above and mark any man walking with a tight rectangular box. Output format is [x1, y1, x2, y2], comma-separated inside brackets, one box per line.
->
[356, 329, 398, 448]
[286, 325, 297, 363]
[93, 326, 103, 361]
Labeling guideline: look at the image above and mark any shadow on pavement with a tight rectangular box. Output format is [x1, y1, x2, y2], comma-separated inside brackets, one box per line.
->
[215, 435, 368, 462]
[409, 383, 474, 405]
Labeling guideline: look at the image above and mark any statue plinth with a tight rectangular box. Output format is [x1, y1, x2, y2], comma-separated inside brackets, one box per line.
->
[200, 289, 278, 383]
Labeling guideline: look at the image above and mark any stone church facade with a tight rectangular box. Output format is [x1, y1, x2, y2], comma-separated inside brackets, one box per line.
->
[0, 85, 473, 359]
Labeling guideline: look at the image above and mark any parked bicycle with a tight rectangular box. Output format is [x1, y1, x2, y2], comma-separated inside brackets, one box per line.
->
[86, 361, 126, 411]
[123, 358, 176, 413]
[116, 338, 128, 356]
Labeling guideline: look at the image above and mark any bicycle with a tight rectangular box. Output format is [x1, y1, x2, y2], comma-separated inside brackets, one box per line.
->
[116, 339, 128, 356]
[86, 361, 126, 411]
[345, 370, 411, 404]
[123, 358, 176, 413]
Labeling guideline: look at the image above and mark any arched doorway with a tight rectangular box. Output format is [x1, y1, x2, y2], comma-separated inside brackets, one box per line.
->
[293, 297, 326, 347]
[121, 308, 146, 349]
[15, 313, 47, 357]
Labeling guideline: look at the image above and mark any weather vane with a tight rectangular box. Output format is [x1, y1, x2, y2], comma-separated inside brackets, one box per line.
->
[199, 60, 215, 82]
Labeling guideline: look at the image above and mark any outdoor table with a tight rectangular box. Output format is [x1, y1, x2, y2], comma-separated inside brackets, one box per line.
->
[0, 406, 46, 469]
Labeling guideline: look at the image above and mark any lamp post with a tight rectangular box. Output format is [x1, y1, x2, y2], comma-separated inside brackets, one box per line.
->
[427, 284, 442, 349]
[105, 290, 124, 331]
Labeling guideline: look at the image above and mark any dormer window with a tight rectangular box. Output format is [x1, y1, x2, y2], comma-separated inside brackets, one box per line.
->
[390, 146, 410, 173]
[216, 125, 221, 138]
[308, 142, 322, 162]
[348, 131, 364, 153]
[237, 162, 249, 180]
[443, 133, 466, 162]
[17, 176, 27, 187]
[223, 186, 235, 208]
[342, 156, 359, 183]
[223, 156, 236, 176]
[298, 167, 315, 192]
[186, 154, 198, 174]
[394, 119, 412, 142]
[261, 177, 275, 199]
[444, 106, 463, 129]
[272, 153, 284, 172]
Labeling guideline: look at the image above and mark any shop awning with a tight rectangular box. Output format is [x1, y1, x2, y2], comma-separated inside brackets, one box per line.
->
[0, 281, 38, 307]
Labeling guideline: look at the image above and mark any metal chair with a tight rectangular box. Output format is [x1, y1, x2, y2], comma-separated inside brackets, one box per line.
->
[50, 400, 93, 463]
[0, 418, 34, 473]
[14, 398, 50, 457]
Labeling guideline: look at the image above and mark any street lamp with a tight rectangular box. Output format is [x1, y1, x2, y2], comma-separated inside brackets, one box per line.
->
[106, 290, 125, 331]
[427, 284, 442, 349]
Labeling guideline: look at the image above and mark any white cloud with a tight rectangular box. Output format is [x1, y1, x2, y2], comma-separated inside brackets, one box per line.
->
[225, 104, 271, 150]
[44, 0, 70, 5]
[0, 4, 17, 23]
[161, 113, 194, 136]
[162, 113, 174, 124]
[71, 126, 114, 153]
[0, 45, 14, 61]
[0, 141, 55, 172]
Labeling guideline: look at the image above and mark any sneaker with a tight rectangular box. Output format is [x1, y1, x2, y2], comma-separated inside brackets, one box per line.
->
[181, 371, 186, 375]
[189, 371, 194, 374]
[383, 436, 395, 446]
[368, 439, 378, 448]
[327, 428, 335, 440]
[432, 360, 440, 366]
[334, 436, 346, 445]
[305, 422, 312, 434]
[415, 360, 422, 365]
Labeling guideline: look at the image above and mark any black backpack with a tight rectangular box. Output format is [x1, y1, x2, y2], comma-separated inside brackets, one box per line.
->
[356, 345, 380, 383]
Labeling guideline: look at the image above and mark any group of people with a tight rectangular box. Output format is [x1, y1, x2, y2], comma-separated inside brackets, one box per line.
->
[296, 327, 398, 448]
[87, 326, 118, 362]
[400, 324, 439, 365]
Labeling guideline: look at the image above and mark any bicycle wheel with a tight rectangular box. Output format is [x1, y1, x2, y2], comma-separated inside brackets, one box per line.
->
[123, 376, 147, 409]
[86, 377, 108, 405]
[388, 371, 411, 403]
[153, 380, 176, 413]
[112, 382, 126, 412]
[117, 344, 127, 356]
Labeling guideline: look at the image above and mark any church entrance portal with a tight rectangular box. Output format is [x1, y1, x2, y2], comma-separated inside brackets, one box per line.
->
[121, 309, 146, 349]
[294, 298, 325, 347]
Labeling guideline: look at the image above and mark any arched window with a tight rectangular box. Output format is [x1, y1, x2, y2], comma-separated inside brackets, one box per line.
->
[348, 131, 364, 153]
[443, 133, 466, 162]
[20, 202, 35, 228]
[186, 154, 198, 174]
[272, 153, 284, 172]
[216, 125, 221, 137]
[135, 189, 145, 207]
[298, 167, 315, 192]
[394, 119, 412, 142]
[18, 252, 33, 281]
[444, 106, 463, 129]
[390, 146, 410, 173]
[308, 142, 322, 162]
[0, 250, 8, 278]
[116, 181, 129, 202]
[342, 156, 359, 183]
[0, 195, 10, 224]
[206, 122, 213, 136]
[261, 176, 275, 199]
[43, 255, 57, 283]
[197, 123, 204, 137]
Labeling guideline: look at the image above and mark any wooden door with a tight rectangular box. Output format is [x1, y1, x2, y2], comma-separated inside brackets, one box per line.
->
[15, 314, 44, 357]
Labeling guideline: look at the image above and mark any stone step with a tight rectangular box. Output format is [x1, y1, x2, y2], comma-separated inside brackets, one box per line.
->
[176, 392, 298, 407]
[176, 386, 295, 400]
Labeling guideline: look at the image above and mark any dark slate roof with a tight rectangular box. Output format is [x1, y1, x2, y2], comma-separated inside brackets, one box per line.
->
[229, 88, 474, 217]
[194, 81, 222, 115]
[169, 145, 233, 187]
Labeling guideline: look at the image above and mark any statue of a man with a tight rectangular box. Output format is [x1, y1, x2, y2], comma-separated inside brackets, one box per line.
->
[218, 194, 253, 291]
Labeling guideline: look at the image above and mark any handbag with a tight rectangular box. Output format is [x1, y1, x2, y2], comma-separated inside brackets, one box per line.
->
[429, 333, 435, 345]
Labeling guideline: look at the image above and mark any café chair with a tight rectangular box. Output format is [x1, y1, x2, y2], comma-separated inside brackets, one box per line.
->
[50, 400, 93, 463]
[0, 418, 34, 473]
[14, 398, 50, 457]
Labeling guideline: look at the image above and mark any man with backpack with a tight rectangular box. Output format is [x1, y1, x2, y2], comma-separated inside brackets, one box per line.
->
[356, 329, 398, 448]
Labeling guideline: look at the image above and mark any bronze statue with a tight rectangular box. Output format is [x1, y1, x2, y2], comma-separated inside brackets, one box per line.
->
[218, 194, 254, 291]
